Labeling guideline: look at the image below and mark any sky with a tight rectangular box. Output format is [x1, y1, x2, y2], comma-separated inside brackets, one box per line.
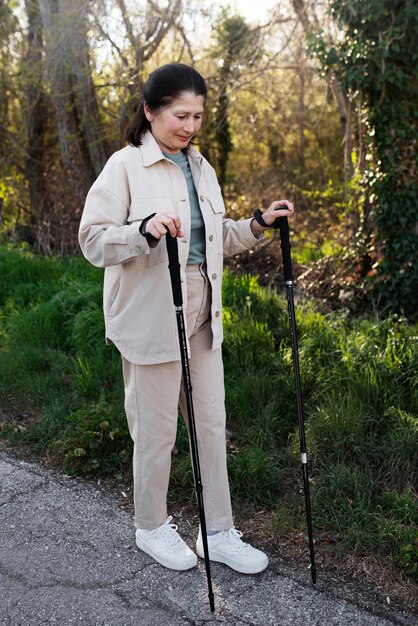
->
[229, 0, 278, 23]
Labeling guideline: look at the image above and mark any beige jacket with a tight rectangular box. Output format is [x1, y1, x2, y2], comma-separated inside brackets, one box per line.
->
[79, 131, 261, 364]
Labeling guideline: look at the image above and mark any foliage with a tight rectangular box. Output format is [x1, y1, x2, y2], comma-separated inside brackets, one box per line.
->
[0, 1, 349, 258]
[308, 0, 418, 320]
[0, 180, 417, 584]
[200, 9, 264, 190]
[395, 538, 418, 577]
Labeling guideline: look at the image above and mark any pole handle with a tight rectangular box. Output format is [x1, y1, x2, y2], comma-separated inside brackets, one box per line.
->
[276, 216, 293, 282]
[166, 234, 183, 307]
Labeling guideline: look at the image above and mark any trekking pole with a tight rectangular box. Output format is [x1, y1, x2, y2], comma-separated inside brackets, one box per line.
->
[165, 233, 215, 612]
[275, 212, 317, 584]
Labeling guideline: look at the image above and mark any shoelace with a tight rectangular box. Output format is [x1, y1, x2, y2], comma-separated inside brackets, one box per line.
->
[153, 516, 184, 551]
[222, 528, 250, 552]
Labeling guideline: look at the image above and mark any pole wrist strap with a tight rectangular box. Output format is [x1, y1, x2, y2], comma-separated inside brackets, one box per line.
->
[253, 207, 281, 229]
[253, 208, 269, 228]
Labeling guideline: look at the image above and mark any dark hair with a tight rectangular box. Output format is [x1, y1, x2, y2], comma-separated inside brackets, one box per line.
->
[125, 63, 207, 147]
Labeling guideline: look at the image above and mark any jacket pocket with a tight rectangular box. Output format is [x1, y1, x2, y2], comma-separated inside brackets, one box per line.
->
[128, 196, 177, 222]
[205, 195, 225, 253]
[205, 195, 225, 215]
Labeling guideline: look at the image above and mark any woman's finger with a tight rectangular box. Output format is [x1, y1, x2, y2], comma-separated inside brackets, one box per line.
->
[271, 200, 294, 214]
[147, 213, 181, 238]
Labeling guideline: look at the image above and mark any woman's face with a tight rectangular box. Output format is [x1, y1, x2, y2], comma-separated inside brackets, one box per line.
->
[144, 91, 205, 154]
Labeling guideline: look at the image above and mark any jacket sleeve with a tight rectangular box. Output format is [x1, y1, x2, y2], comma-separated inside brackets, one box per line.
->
[222, 217, 263, 258]
[78, 155, 151, 268]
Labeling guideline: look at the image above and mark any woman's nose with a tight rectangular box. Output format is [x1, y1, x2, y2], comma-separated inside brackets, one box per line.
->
[183, 119, 194, 133]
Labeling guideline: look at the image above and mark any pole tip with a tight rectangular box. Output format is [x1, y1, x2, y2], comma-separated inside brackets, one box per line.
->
[209, 595, 215, 612]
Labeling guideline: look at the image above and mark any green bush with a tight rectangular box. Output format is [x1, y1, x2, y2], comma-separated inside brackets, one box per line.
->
[60, 402, 131, 476]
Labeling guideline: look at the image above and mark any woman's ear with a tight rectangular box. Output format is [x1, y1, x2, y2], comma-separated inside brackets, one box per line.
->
[144, 103, 154, 122]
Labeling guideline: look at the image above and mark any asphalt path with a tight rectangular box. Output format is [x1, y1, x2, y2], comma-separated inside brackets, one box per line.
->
[0, 448, 416, 626]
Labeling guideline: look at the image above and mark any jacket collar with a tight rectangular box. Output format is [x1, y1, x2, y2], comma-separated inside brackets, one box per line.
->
[141, 130, 203, 167]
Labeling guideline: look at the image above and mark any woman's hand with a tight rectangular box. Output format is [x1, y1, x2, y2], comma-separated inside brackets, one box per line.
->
[263, 200, 294, 225]
[250, 200, 294, 237]
[144, 212, 184, 239]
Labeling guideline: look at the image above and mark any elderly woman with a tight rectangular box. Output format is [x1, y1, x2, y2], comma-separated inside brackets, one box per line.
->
[79, 63, 294, 574]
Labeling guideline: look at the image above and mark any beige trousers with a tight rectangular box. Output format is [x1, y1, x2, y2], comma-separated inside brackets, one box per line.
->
[122, 263, 234, 531]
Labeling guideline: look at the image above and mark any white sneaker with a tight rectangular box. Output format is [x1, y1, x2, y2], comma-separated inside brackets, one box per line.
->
[196, 527, 268, 574]
[136, 516, 197, 571]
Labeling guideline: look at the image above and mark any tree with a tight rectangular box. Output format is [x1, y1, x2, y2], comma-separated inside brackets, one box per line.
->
[0, 0, 349, 260]
[38, 0, 110, 204]
[0, 0, 26, 235]
[292, 0, 355, 213]
[311, 0, 418, 319]
[22, 0, 52, 251]
[1, 0, 188, 253]
[206, 11, 263, 190]
[204, 7, 344, 240]
[94, 0, 183, 139]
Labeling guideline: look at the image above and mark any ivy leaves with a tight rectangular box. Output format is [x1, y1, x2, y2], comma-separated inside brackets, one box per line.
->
[307, 0, 418, 320]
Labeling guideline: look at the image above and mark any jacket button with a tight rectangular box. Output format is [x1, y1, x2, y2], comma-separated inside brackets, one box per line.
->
[200, 195, 204, 201]
[215, 310, 220, 317]
[208, 235, 214, 242]
[212, 273, 217, 280]
[137, 248, 144, 255]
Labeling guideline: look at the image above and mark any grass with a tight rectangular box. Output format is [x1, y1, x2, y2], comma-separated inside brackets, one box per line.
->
[0, 244, 417, 582]
[0, 245, 127, 476]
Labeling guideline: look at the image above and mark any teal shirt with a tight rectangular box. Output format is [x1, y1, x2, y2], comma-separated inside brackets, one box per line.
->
[163, 151, 206, 264]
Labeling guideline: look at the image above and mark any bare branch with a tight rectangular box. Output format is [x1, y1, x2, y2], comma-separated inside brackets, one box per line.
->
[142, 0, 182, 63]
[115, 0, 136, 48]
[93, 17, 129, 67]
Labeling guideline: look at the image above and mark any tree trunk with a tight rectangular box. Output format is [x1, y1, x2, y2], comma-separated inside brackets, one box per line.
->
[37, 0, 107, 203]
[298, 66, 305, 170]
[292, 0, 352, 177]
[216, 82, 232, 191]
[68, 6, 110, 177]
[24, 0, 53, 252]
